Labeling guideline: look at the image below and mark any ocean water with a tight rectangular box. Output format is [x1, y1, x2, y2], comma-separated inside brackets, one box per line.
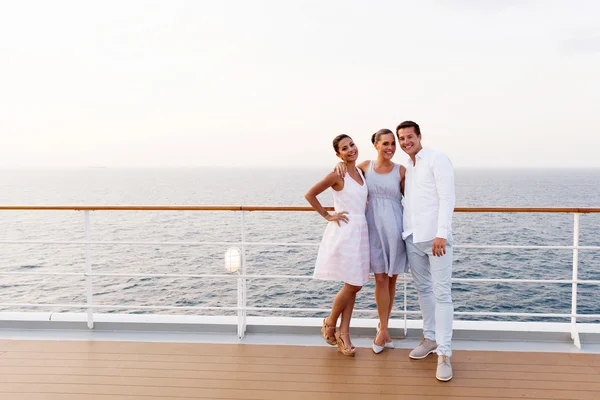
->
[0, 167, 599, 322]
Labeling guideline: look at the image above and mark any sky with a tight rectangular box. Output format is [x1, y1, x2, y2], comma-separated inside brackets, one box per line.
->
[1, 0, 599, 168]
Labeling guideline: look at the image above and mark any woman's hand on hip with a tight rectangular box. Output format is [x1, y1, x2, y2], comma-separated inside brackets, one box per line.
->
[326, 211, 349, 226]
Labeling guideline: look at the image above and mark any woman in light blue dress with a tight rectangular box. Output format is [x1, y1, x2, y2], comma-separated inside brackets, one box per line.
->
[336, 129, 408, 353]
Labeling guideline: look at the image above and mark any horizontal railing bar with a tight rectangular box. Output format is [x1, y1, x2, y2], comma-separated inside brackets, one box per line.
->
[453, 278, 571, 284]
[456, 245, 600, 250]
[246, 244, 594, 250]
[1, 303, 599, 319]
[0, 240, 319, 247]
[86, 273, 316, 279]
[453, 312, 600, 319]
[223, 242, 319, 247]
[2, 205, 600, 213]
[0, 303, 552, 316]
[0, 272, 84, 277]
[0, 240, 245, 246]
[453, 207, 600, 214]
[0, 303, 237, 311]
[0, 303, 349, 312]
[2, 271, 600, 285]
[454, 279, 599, 285]
[1, 240, 600, 251]
[453, 311, 569, 318]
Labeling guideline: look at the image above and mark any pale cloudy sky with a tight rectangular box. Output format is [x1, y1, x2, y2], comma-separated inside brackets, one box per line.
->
[1, 0, 599, 168]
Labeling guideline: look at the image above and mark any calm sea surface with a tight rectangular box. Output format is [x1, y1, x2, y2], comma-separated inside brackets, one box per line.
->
[0, 168, 599, 322]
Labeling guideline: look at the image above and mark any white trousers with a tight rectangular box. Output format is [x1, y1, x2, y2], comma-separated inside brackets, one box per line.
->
[406, 234, 454, 356]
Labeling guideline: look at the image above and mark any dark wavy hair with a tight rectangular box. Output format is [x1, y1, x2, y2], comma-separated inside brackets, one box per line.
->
[332, 134, 351, 152]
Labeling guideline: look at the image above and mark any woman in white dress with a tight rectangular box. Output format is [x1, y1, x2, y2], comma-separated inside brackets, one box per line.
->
[305, 134, 370, 356]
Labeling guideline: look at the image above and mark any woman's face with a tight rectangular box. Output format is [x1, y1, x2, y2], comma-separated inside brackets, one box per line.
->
[374, 133, 396, 160]
[336, 137, 358, 162]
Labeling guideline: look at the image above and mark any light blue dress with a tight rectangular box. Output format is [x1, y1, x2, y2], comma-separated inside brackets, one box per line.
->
[364, 161, 408, 276]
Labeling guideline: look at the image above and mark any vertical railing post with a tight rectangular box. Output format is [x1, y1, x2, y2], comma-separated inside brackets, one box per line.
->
[84, 211, 94, 329]
[237, 210, 247, 339]
[571, 213, 581, 348]
[403, 273, 408, 337]
[242, 212, 248, 337]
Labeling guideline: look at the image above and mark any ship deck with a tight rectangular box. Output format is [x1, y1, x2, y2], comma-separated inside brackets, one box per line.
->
[1, 338, 599, 400]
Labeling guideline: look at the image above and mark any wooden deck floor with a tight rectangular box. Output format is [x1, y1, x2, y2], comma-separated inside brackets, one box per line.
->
[0, 339, 599, 399]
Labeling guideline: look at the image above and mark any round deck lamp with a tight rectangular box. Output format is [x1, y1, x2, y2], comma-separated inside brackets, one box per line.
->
[224, 247, 242, 273]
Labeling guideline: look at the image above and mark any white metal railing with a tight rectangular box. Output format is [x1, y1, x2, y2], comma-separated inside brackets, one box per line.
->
[1, 206, 600, 348]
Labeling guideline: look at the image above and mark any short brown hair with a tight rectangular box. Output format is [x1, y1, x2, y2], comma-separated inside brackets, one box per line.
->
[396, 121, 421, 136]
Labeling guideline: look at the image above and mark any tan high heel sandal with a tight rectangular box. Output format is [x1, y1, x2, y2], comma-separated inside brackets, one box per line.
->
[321, 318, 337, 346]
[335, 331, 356, 356]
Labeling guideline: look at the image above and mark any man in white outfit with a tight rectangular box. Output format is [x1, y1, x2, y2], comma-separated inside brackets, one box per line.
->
[396, 121, 455, 382]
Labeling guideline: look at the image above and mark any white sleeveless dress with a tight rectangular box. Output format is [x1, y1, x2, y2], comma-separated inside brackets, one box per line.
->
[313, 169, 370, 286]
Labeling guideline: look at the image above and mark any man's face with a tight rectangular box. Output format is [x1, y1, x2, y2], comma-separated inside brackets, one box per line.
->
[397, 126, 422, 157]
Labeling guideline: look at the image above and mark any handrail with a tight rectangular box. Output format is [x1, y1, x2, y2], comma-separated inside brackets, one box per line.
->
[1, 205, 600, 212]
[1, 205, 599, 347]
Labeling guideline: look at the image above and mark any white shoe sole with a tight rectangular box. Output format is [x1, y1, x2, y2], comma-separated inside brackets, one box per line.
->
[436, 374, 453, 382]
[409, 349, 437, 360]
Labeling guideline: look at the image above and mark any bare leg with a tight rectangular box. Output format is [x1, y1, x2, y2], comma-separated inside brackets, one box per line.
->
[325, 283, 362, 341]
[374, 273, 390, 346]
[337, 284, 361, 351]
[386, 274, 398, 341]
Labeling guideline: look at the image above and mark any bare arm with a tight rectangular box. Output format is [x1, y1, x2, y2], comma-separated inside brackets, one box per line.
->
[400, 165, 406, 195]
[357, 160, 369, 174]
[305, 172, 348, 225]
[334, 159, 368, 177]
